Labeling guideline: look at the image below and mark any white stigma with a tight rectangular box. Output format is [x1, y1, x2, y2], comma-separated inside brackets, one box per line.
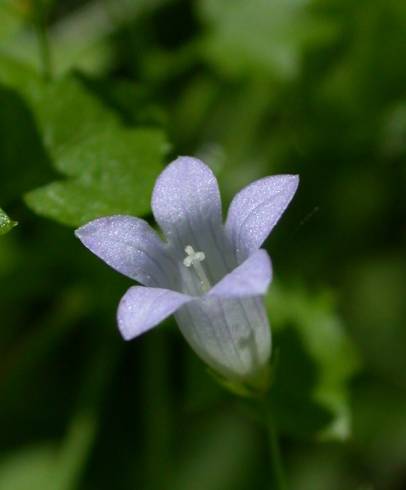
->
[183, 245, 210, 292]
[183, 245, 206, 267]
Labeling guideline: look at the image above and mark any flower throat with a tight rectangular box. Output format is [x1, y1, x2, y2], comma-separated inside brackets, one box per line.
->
[183, 245, 211, 293]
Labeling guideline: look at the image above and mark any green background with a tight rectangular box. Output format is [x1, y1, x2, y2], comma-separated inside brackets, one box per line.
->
[0, 0, 405, 488]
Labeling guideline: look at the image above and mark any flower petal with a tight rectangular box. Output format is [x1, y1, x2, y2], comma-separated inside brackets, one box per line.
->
[208, 249, 272, 298]
[75, 216, 175, 287]
[175, 296, 271, 381]
[117, 286, 191, 340]
[226, 175, 299, 260]
[151, 157, 223, 246]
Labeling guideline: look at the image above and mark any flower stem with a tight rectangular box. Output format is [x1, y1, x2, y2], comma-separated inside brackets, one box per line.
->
[32, 0, 52, 80]
[263, 403, 287, 490]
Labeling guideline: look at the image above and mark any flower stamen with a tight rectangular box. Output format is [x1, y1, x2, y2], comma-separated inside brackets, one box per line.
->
[183, 245, 211, 292]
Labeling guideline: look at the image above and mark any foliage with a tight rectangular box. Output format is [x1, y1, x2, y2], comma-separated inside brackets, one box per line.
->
[0, 208, 16, 235]
[0, 0, 405, 488]
[266, 284, 360, 440]
[198, 0, 336, 80]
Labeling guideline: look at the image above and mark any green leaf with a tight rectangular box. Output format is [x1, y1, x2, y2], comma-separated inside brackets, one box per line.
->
[0, 54, 40, 94]
[0, 81, 54, 203]
[0, 208, 17, 235]
[0, 57, 169, 226]
[0, 445, 56, 490]
[25, 125, 168, 226]
[27, 76, 120, 156]
[0, 1, 26, 45]
[0, 0, 169, 77]
[24, 76, 169, 226]
[198, 0, 336, 80]
[266, 283, 360, 440]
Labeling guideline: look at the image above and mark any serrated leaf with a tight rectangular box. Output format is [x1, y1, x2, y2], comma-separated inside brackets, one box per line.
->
[198, 0, 336, 80]
[25, 123, 168, 226]
[28, 76, 120, 157]
[24, 77, 169, 226]
[266, 283, 360, 440]
[0, 57, 169, 226]
[0, 208, 17, 235]
[25, 127, 168, 226]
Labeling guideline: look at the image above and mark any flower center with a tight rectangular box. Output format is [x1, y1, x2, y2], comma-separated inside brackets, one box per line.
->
[183, 245, 211, 292]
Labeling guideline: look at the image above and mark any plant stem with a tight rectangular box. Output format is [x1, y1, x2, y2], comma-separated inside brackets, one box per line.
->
[33, 0, 52, 79]
[263, 403, 287, 490]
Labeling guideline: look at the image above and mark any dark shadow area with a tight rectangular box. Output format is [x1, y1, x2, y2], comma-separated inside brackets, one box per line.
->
[0, 85, 55, 205]
[268, 325, 333, 437]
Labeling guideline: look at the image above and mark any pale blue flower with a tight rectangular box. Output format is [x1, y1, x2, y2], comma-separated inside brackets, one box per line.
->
[75, 157, 298, 388]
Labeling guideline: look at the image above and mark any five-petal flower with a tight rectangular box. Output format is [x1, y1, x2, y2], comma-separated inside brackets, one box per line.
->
[75, 157, 298, 387]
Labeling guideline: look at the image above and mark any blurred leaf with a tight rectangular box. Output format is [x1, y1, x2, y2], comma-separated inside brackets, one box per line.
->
[198, 0, 336, 80]
[0, 53, 40, 91]
[381, 101, 406, 158]
[0, 444, 56, 490]
[266, 283, 360, 440]
[0, 208, 17, 235]
[353, 379, 406, 486]
[289, 444, 354, 490]
[0, 0, 170, 76]
[321, 0, 406, 114]
[342, 255, 406, 384]
[0, 0, 26, 43]
[169, 411, 259, 490]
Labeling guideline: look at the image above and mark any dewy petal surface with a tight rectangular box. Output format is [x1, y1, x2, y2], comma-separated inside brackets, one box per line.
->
[152, 156, 237, 287]
[152, 156, 222, 240]
[75, 216, 176, 287]
[226, 175, 299, 261]
[118, 286, 191, 340]
[208, 249, 272, 298]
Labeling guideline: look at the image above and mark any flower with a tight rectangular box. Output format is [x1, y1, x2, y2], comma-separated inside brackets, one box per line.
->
[75, 157, 298, 391]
